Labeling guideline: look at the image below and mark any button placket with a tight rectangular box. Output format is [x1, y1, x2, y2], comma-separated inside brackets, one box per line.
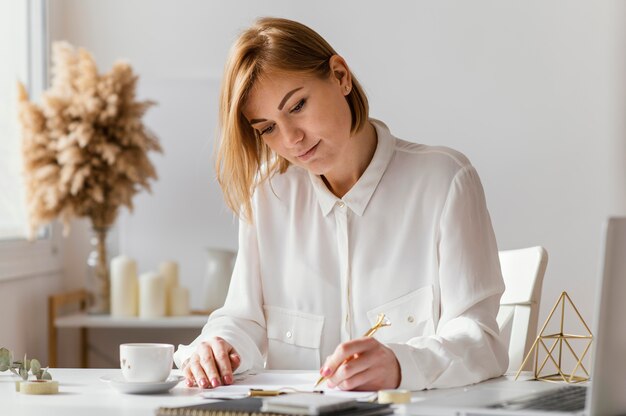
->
[334, 203, 352, 341]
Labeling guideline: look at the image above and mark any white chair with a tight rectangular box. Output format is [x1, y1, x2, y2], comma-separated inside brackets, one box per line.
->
[497, 246, 548, 373]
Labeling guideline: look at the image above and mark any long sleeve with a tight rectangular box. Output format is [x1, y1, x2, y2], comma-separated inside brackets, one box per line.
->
[387, 165, 509, 390]
[173, 218, 267, 373]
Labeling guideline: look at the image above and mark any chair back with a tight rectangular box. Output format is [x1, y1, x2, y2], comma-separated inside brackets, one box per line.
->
[497, 246, 548, 372]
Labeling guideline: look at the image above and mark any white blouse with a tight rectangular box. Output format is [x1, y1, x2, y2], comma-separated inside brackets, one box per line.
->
[174, 119, 509, 390]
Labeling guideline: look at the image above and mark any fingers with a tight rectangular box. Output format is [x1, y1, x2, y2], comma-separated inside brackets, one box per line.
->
[182, 359, 196, 387]
[182, 338, 241, 389]
[187, 353, 211, 388]
[198, 344, 222, 387]
[211, 339, 235, 385]
[230, 352, 241, 371]
[324, 338, 401, 391]
[321, 337, 375, 378]
[326, 352, 370, 390]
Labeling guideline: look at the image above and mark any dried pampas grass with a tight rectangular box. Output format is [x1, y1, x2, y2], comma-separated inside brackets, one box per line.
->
[18, 41, 162, 237]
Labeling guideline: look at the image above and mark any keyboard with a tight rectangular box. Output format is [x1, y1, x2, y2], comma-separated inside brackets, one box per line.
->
[487, 385, 587, 412]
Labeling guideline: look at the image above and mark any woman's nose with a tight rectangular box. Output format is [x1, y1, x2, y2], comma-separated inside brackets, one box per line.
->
[282, 123, 304, 147]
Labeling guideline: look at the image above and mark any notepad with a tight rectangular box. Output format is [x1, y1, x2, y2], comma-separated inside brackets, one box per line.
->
[156, 397, 393, 416]
[260, 393, 356, 415]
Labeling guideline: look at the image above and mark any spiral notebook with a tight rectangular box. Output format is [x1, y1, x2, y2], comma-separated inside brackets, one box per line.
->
[156, 397, 393, 416]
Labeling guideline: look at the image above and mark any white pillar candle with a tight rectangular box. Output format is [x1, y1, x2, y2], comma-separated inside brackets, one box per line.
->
[110, 256, 138, 317]
[139, 272, 166, 318]
[159, 261, 179, 316]
[169, 286, 190, 316]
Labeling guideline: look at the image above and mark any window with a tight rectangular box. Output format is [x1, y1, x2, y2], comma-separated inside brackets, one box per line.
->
[0, 0, 29, 240]
[0, 0, 60, 281]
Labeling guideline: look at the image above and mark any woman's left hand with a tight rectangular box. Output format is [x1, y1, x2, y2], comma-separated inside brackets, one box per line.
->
[321, 337, 401, 391]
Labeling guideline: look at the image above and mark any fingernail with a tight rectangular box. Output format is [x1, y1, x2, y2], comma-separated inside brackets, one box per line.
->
[186, 379, 193, 387]
[211, 377, 221, 388]
[223, 375, 233, 384]
[200, 378, 208, 388]
[321, 367, 332, 377]
[327, 381, 335, 389]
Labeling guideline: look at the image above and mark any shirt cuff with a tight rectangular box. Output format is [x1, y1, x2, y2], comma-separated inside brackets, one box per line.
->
[387, 343, 428, 391]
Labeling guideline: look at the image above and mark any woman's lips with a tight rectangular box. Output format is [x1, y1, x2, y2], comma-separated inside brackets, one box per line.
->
[297, 141, 320, 162]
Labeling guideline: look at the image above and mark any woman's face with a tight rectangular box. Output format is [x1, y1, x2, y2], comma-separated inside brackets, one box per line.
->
[242, 62, 353, 177]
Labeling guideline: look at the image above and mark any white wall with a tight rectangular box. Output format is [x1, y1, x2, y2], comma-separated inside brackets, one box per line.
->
[46, 0, 626, 366]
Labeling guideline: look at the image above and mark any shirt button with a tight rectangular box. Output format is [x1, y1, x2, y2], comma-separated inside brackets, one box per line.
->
[286, 331, 292, 339]
[407, 315, 415, 323]
[337, 201, 345, 208]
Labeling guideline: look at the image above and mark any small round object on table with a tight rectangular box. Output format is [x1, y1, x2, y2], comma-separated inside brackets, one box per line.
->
[18, 380, 59, 395]
[378, 388, 411, 404]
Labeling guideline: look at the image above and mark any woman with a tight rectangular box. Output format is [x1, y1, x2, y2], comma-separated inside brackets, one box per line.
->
[174, 17, 508, 391]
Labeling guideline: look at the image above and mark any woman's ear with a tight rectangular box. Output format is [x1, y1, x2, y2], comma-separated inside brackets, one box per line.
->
[329, 55, 352, 95]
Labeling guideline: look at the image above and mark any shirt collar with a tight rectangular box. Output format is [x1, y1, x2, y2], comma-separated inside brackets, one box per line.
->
[309, 119, 396, 217]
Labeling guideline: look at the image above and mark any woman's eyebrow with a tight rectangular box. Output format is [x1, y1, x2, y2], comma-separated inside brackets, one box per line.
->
[277, 87, 303, 110]
[249, 87, 304, 125]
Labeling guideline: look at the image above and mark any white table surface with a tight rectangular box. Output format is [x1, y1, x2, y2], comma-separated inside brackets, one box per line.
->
[2, 368, 538, 416]
[1, 368, 205, 416]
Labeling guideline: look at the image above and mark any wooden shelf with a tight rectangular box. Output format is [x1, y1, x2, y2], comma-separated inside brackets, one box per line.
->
[54, 313, 209, 329]
[47, 289, 213, 367]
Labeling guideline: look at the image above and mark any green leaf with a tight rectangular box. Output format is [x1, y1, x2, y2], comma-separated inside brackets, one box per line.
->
[19, 366, 28, 381]
[41, 368, 52, 380]
[30, 358, 41, 375]
[33, 369, 43, 380]
[0, 348, 11, 371]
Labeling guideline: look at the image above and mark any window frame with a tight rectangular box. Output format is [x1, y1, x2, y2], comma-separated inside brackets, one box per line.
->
[0, 0, 61, 282]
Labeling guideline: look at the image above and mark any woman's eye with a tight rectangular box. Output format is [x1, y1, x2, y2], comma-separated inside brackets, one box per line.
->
[260, 124, 275, 136]
[290, 99, 306, 113]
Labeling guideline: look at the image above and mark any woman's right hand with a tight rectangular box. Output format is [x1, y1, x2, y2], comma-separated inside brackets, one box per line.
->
[182, 336, 241, 388]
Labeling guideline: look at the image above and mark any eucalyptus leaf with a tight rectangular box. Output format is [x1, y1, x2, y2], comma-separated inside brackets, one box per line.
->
[1, 347, 51, 381]
[30, 358, 41, 375]
[0, 347, 9, 364]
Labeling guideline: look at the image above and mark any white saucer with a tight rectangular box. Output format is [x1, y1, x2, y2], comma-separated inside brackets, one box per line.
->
[100, 375, 185, 394]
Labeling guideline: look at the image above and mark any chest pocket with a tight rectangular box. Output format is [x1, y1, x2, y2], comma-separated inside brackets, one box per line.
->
[366, 285, 435, 344]
[263, 305, 324, 370]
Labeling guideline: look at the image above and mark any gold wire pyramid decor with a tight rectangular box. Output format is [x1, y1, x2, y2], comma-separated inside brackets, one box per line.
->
[515, 291, 593, 383]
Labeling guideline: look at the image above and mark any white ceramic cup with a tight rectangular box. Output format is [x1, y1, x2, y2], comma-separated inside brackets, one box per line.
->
[119, 343, 174, 383]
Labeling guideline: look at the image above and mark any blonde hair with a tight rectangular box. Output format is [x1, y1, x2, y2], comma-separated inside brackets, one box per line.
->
[216, 17, 369, 222]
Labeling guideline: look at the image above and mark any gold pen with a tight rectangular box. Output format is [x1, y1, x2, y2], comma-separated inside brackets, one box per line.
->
[249, 388, 324, 396]
[313, 313, 391, 388]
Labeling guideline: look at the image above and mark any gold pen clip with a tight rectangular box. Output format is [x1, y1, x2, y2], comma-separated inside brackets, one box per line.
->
[249, 388, 324, 397]
[248, 389, 285, 397]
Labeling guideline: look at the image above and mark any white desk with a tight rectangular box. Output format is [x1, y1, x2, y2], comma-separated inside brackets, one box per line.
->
[2, 369, 536, 416]
[2, 368, 204, 416]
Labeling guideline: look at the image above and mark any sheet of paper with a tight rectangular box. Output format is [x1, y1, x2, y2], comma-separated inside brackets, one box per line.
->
[200, 371, 377, 401]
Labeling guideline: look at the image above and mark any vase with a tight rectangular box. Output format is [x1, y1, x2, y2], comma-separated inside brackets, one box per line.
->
[86, 226, 111, 314]
[201, 248, 236, 311]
